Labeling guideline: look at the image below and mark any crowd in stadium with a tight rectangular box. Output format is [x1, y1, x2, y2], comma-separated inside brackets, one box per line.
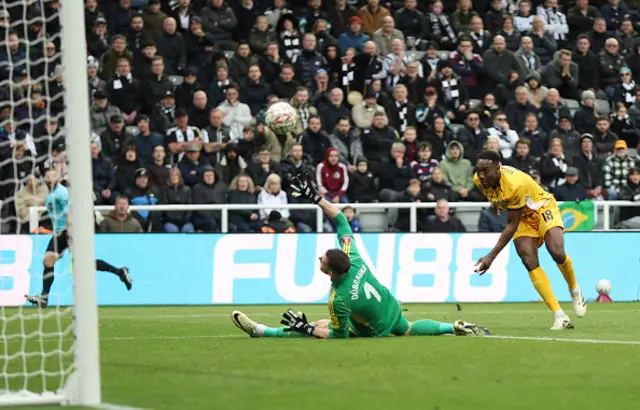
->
[2, 0, 640, 233]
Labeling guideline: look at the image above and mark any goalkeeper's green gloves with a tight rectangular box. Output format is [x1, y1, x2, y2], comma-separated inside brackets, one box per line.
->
[281, 309, 316, 336]
[290, 173, 322, 204]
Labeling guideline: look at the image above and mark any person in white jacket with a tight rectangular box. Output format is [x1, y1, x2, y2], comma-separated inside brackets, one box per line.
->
[487, 111, 519, 158]
[536, 0, 568, 44]
[217, 83, 252, 138]
[514, 0, 535, 33]
[257, 173, 290, 220]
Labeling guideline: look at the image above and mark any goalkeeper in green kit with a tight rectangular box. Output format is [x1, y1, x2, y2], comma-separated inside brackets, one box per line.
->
[231, 174, 491, 339]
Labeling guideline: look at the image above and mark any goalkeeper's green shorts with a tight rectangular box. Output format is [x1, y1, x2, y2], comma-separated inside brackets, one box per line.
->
[389, 314, 410, 336]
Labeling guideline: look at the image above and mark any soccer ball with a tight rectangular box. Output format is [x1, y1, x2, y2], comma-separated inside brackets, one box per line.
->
[265, 102, 297, 135]
[596, 279, 612, 295]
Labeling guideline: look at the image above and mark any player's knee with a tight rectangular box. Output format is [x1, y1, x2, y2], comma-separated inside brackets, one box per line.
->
[43, 252, 58, 268]
[519, 254, 539, 272]
[549, 249, 566, 264]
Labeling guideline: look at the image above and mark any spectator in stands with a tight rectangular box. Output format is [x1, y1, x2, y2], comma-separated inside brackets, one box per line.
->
[116, 145, 141, 196]
[328, 116, 363, 168]
[594, 116, 619, 157]
[382, 38, 408, 88]
[401, 127, 419, 163]
[142, 0, 168, 37]
[424, 116, 453, 161]
[610, 103, 638, 148]
[538, 88, 571, 133]
[259, 43, 284, 85]
[151, 90, 177, 133]
[451, 0, 478, 34]
[160, 167, 194, 233]
[188, 91, 211, 129]
[127, 15, 154, 58]
[550, 113, 581, 159]
[483, 36, 526, 100]
[615, 18, 636, 56]
[229, 41, 258, 87]
[411, 142, 439, 182]
[629, 88, 640, 127]
[601, 0, 630, 32]
[395, 178, 426, 231]
[540, 138, 573, 189]
[157, 17, 187, 76]
[0, 142, 35, 202]
[291, 87, 319, 135]
[134, 115, 163, 166]
[105, 58, 142, 124]
[449, 37, 485, 99]
[439, 140, 474, 200]
[373, 16, 405, 57]
[248, 147, 281, 189]
[15, 173, 48, 233]
[588, 17, 613, 55]
[529, 16, 557, 66]
[357, 0, 391, 37]
[514, 0, 534, 33]
[204, 108, 236, 164]
[568, 0, 600, 39]
[215, 143, 247, 185]
[506, 138, 537, 174]
[241, 65, 270, 116]
[573, 133, 605, 199]
[423, 166, 458, 202]
[339, 16, 371, 54]
[327, 0, 357, 38]
[257, 173, 290, 221]
[424, 199, 466, 232]
[543, 50, 579, 100]
[91, 141, 117, 205]
[217, 84, 252, 138]
[506, 86, 537, 132]
[538, 0, 569, 48]
[271, 64, 299, 100]
[312, 19, 337, 54]
[316, 147, 350, 203]
[87, 16, 110, 59]
[319, 87, 348, 130]
[99, 196, 143, 233]
[604, 139, 635, 199]
[178, 143, 209, 187]
[484, 0, 505, 35]
[175, 67, 199, 109]
[172, 0, 200, 34]
[613, 67, 637, 108]
[573, 35, 601, 97]
[617, 167, 640, 228]
[462, 16, 492, 56]
[378, 142, 413, 201]
[487, 111, 519, 158]
[184, 17, 216, 67]
[499, 15, 521, 52]
[87, 57, 105, 97]
[554, 166, 587, 201]
[299, 115, 331, 165]
[348, 158, 378, 202]
[189, 165, 224, 232]
[353, 89, 386, 129]
[341, 206, 362, 232]
[109, 0, 135, 35]
[478, 204, 509, 232]
[454, 112, 484, 161]
[520, 114, 549, 160]
[125, 168, 160, 231]
[516, 36, 541, 74]
[309, 69, 333, 110]
[573, 90, 599, 136]
[207, 65, 232, 107]
[280, 143, 314, 192]
[600, 38, 627, 97]
[385, 84, 417, 134]
[100, 35, 131, 81]
[276, 13, 302, 64]
[628, 44, 640, 84]
[352, 41, 385, 93]
[143, 56, 174, 114]
[100, 115, 131, 163]
[430, 60, 468, 123]
[425, 1, 456, 50]
[419, 41, 440, 78]
[201, 0, 239, 50]
[301, 0, 329, 33]
[90, 90, 121, 136]
[226, 173, 260, 232]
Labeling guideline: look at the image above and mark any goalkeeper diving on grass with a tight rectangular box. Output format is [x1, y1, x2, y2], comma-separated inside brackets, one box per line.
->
[232, 174, 491, 339]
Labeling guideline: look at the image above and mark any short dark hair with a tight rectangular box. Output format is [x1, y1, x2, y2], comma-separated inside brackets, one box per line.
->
[337, 116, 350, 123]
[516, 137, 531, 147]
[226, 83, 240, 92]
[477, 150, 501, 163]
[325, 249, 351, 276]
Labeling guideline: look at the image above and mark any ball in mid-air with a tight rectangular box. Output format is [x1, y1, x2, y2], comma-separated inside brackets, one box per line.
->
[596, 279, 612, 295]
[265, 102, 297, 135]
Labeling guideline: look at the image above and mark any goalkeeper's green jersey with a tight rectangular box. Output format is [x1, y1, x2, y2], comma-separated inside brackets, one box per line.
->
[328, 213, 404, 339]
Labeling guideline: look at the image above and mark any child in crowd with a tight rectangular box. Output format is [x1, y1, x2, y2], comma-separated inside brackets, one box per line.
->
[402, 126, 419, 163]
[342, 205, 362, 232]
[411, 142, 439, 182]
[348, 158, 378, 202]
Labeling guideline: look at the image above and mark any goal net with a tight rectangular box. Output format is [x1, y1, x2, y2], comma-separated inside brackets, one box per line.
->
[0, 1, 100, 407]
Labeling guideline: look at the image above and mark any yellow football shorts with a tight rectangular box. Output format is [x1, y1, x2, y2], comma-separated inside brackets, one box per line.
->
[513, 200, 564, 247]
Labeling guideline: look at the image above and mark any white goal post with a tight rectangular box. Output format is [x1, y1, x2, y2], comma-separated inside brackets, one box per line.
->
[0, 1, 100, 407]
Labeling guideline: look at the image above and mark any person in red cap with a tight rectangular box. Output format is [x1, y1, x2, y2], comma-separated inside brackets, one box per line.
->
[338, 16, 371, 54]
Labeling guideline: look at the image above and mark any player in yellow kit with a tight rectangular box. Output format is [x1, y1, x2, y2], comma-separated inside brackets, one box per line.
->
[473, 150, 586, 330]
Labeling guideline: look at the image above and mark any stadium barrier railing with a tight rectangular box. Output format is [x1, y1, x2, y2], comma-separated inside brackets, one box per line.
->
[27, 200, 640, 233]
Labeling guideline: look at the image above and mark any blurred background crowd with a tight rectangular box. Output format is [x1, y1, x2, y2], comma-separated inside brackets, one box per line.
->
[2, 0, 640, 234]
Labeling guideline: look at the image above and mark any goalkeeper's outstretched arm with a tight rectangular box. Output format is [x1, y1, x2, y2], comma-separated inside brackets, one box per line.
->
[317, 198, 341, 221]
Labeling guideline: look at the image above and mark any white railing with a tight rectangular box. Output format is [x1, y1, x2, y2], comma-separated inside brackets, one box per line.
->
[27, 200, 640, 233]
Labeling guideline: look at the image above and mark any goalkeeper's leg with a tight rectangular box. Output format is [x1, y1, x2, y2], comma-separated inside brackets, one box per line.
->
[393, 315, 491, 336]
[231, 311, 312, 338]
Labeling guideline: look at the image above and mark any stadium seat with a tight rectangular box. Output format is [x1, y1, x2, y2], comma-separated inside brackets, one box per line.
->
[356, 209, 389, 232]
[224, 51, 235, 59]
[595, 99, 611, 115]
[455, 208, 482, 232]
[469, 99, 481, 109]
[407, 50, 423, 61]
[449, 123, 462, 135]
[435, 50, 450, 60]
[169, 75, 184, 86]
[563, 99, 580, 116]
[125, 125, 140, 137]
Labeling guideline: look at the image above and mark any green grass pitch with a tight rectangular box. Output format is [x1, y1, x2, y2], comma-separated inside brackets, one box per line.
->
[5, 302, 640, 410]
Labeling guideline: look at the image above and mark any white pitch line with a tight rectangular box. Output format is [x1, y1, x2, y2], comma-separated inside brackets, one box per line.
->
[98, 403, 150, 410]
[488, 335, 640, 346]
[100, 309, 636, 320]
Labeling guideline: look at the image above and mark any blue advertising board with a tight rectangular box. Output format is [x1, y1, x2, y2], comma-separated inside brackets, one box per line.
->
[0, 233, 638, 306]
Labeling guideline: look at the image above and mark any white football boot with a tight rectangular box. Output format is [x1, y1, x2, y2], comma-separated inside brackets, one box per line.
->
[571, 286, 587, 318]
[550, 313, 574, 330]
[231, 310, 259, 337]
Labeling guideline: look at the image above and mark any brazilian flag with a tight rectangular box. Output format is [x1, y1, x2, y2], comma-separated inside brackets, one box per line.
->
[559, 200, 596, 231]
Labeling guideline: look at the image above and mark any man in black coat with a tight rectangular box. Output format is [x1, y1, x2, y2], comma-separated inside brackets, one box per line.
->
[105, 58, 143, 124]
[156, 17, 187, 76]
[270, 64, 300, 100]
[505, 86, 537, 132]
[241, 64, 271, 115]
[572, 133, 605, 198]
[298, 115, 331, 165]
[572, 35, 601, 96]
[191, 165, 227, 232]
[384, 84, 417, 134]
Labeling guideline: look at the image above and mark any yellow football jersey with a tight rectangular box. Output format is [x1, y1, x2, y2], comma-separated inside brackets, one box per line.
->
[473, 166, 554, 219]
